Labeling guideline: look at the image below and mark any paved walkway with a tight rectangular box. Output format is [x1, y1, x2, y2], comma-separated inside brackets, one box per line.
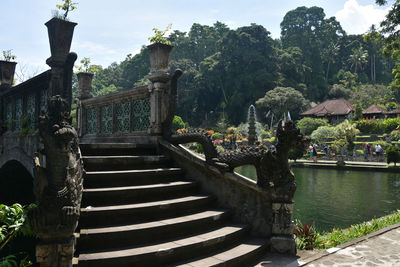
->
[295, 159, 392, 167]
[256, 223, 400, 266]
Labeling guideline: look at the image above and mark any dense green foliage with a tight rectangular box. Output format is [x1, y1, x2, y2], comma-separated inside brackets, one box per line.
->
[171, 115, 185, 132]
[355, 118, 400, 134]
[86, 5, 397, 127]
[297, 117, 329, 136]
[0, 204, 36, 266]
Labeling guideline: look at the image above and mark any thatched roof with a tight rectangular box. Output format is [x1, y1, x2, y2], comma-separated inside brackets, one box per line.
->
[301, 98, 354, 116]
[385, 108, 400, 115]
[362, 104, 386, 115]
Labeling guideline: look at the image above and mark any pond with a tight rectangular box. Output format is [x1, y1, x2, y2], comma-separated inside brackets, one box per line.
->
[235, 165, 400, 232]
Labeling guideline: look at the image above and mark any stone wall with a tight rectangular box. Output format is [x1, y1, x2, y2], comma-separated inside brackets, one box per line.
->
[160, 140, 273, 237]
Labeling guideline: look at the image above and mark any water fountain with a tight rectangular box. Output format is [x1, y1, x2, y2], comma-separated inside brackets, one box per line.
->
[247, 105, 257, 145]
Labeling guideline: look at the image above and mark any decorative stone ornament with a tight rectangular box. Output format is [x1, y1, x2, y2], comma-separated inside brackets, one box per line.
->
[147, 43, 173, 74]
[77, 72, 93, 100]
[45, 18, 77, 65]
[0, 60, 17, 87]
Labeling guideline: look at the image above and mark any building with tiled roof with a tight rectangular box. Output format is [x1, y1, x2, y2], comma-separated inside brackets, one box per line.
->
[300, 98, 354, 123]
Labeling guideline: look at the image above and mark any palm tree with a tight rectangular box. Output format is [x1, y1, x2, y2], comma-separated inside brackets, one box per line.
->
[348, 46, 368, 74]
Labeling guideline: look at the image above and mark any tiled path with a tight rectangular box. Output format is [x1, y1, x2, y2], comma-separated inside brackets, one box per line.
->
[256, 223, 400, 266]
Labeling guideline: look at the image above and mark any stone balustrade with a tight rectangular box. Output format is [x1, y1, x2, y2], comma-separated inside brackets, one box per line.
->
[0, 71, 51, 136]
[77, 85, 152, 138]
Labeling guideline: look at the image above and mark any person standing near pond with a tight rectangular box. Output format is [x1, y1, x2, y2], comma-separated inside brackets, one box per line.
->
[366, 143, 371, 161]
[313, 144, 318, 162]
[375, 144, 382, 161]
[308, 144, 313, 159]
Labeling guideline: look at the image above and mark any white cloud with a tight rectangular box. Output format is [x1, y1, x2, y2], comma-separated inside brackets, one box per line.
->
[335, 0, 389, 34]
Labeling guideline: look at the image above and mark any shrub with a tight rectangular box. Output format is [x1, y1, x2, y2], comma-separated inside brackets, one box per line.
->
[172, 115, 185, 132]
[297, 117, 329, 136]
[211, 132, 223, 141]
[390, 130, 400, 142]
[260, 130, 270, 139]
[310, 126, 337, 142]
[386, 145, 400, 166]
[294, 220, 317, 250]
[288, 148, 305, 161]
[188, 143, 203, 154]
[355, 118, 400, 134]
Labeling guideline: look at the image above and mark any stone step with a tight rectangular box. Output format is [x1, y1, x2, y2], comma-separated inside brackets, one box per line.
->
[174, 238, 269, 267]
[78, 209, 231, 252]
[80, 143, 158, 156]
[82, 155, 170, 171]
[82, 180, 198, 206]
[79, 195, 215, 228]
[77, 224, 248, 267]
[84, 168, 185, 188]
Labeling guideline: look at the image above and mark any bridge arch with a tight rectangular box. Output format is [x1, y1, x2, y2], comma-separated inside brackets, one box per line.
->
[0, 159, 34, 205]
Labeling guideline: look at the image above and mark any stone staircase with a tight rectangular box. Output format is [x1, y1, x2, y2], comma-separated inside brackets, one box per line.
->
[74, 143, 268, 267]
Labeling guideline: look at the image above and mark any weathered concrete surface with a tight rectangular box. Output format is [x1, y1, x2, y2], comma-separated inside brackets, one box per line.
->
[160, 140, 274, 238]
[255, 223, 400, 266]
[0, 132, 40, 177]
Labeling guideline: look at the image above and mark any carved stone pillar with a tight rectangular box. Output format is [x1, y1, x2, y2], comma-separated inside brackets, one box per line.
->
[270, 202, 296, 255]
[148, 73, 170, 135]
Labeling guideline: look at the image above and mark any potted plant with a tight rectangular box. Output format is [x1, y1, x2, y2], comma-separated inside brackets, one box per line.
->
[46, 1, 78, 61]
[0, 50, 17, 87]
[76, 57, 95, 99]
[147, 24, 173, 73]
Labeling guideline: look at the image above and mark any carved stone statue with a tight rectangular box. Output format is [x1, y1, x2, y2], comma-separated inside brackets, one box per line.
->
[28, 50, 84, 267]
[29, 95, 84, 267]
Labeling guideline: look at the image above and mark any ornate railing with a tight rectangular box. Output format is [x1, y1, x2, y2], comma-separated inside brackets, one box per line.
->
[0, 70, 51, 135]
[78, 85, 152, 137]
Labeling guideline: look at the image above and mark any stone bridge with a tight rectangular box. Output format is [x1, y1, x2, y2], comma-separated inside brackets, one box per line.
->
[0, 18, 306, 267]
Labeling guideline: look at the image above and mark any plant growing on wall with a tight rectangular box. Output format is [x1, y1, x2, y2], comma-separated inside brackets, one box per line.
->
[75, 57, 100, 73]
[148, 24, 172, 45]
[54, 0, 78, 20]
[1, 50, 16, 62]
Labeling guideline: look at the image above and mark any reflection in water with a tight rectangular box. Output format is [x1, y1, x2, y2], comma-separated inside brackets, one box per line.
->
[235, 165, 400, 231]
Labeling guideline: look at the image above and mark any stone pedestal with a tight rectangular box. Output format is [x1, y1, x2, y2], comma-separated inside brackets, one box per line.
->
[77, 72, 93, 100]
[36, 237, 75, 267]
[270, 202, 296, 255]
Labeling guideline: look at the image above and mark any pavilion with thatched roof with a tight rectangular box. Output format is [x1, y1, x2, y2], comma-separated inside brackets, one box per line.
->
[362, 104, 387, 119]
[300, 98, 354, 124]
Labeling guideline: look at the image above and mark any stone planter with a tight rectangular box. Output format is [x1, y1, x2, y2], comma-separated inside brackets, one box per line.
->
[45, 18, 77, 62]
[77, 72, 93, 100]
[147, 43, 173, 73]
[0, 60, 17, 87]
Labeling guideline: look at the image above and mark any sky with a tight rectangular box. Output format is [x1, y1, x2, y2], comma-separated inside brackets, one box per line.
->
[0, 0, 391, 80]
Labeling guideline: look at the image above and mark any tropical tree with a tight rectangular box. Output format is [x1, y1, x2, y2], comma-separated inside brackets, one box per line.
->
[256, 87, 309, 121]
[348, 46, 368, 74]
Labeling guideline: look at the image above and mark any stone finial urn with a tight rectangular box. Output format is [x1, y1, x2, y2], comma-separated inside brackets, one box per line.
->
[147, 43, 173, 73]
[45, 18, 77, 63]
[0, 60, 17, 87]
[77, 72, 94, 100]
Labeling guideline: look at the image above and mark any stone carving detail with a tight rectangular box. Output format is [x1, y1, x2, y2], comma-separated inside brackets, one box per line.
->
[28, 95, 84, 266]
[163, 74, 308, 199]
[28, 50, 83, 266]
